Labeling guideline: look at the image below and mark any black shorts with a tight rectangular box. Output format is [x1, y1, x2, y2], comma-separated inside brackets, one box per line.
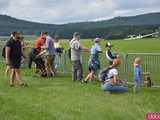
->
[10, 60, 21, 69]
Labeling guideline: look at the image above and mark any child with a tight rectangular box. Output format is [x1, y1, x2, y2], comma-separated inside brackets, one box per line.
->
[83, 38, 102, 83]
[106, 42, 116, 65]
[133, 57, 143, 93]
[54, 35, 64, 69]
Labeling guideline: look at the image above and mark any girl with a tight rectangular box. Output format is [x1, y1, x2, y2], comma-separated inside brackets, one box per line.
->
[54, 35, 64, 69]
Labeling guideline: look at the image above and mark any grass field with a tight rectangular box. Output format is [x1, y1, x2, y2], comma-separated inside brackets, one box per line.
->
[0, 38, 160, 120]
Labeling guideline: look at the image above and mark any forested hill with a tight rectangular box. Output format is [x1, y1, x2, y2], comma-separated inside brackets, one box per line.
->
[0, 12, 160, 39]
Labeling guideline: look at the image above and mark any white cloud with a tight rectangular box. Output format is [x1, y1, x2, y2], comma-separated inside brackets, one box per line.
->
[0, 0, 160, 24]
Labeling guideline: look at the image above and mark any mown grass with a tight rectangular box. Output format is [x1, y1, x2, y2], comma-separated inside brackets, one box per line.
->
[0, 38, 160, 120]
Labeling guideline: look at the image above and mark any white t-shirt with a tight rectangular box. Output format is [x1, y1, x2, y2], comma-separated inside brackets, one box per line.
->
[90, 43, 101, 54]
[107, 68, 118, 79]
[70, 38, 81, 61]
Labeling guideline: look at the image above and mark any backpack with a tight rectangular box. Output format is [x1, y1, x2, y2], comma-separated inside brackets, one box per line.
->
[98, 67, 113, 83]
[68, 39, 76, 60]
[68, 48, 71, 60]
[2, 46, 6, 58]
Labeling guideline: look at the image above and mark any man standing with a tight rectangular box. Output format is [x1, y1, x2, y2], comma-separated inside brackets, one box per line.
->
[5, 31, 27, 87]
[42, 32, 56, 77]
[70, 32, 89, 81]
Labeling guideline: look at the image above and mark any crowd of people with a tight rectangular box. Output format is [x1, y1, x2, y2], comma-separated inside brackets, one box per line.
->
[2, 31, 151, 93]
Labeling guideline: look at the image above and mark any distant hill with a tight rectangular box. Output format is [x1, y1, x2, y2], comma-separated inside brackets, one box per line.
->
[0, 12, 160, 39]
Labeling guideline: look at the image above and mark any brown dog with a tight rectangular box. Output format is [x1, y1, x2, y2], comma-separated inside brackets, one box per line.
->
[144, 73, 153, 87]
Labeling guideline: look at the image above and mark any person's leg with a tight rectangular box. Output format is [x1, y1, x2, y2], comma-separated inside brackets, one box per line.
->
[57, 55, 61, 67]
[77, 61, 83, 81]
[15, 69, 23, 85]
[50, 55, 56, 76]
[137, 80, 141, 92]
[37, 58, 47, 76]
[110, 85, 128, 93]
[72, 61, 77, 81]
[134, 80, 141, 93]
[10, 69, 16, 86]
[5, 65, 10, 77]
[101, 83, 127, 93]
[28, 54, 33, 69]
[89, 71, 95, 81]
[86, 72, 94, 82]
[46, 55, 55, 76]
[45, 56, 51, 76]
[84, 72, 91, 82]
[54, 54, 59, 69]
[101, 83, 112, 91]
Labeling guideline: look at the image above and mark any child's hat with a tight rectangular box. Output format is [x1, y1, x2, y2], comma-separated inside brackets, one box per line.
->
[106, 42, 114, 47]
[93, 37, 100, 42]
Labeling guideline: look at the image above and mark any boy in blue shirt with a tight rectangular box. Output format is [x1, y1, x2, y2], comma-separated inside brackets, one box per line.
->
[133, 57, 149, 93]
[83, 38, 102, 83]
[133, 58, 142, 93]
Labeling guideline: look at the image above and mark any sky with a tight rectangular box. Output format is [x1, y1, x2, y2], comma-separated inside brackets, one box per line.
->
[0, 0, 160, 24]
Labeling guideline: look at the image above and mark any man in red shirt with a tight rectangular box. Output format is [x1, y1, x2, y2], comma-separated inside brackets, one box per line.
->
[28, 32, 48, 76]
[34, 32, 47, 50]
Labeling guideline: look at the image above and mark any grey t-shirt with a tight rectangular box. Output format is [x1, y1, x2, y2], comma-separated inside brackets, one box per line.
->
[46, 36, 55, 55]
[70, 38, 81, 61]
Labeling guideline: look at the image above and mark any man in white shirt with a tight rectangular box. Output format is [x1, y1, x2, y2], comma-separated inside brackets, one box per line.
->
[70, 32, 88, 81]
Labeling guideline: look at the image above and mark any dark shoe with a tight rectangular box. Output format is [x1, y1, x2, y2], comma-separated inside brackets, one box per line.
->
[41, 74, 47, 77]
[20, 83, 28, 87]
[10, 84, 15, 87]
[82, 80, 88, 84]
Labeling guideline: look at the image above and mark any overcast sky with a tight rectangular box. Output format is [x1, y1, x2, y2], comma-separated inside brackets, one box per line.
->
[0, 0, 160, 24]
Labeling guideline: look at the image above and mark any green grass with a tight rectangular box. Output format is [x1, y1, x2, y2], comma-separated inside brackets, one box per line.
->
[0, 38, 160, 120]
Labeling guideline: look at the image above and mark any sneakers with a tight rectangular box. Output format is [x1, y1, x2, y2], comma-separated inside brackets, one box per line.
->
[9, 83, 28, 87]
[20, 83, 28, 87]
[10, 84, 15, 87]
[133, 87, 140, 93]
[82, 80, 88, 84]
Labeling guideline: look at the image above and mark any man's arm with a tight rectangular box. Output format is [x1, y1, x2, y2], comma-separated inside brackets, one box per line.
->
[41, 43, 48, 49]
[21, 47, 27, 59]
[5, 47, 11, 65]
[80, 44, 89, 52]
[97, 46, 102, 53]
[41, 39, 48, 49]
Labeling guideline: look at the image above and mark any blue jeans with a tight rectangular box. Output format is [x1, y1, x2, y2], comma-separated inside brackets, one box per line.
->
[54, 54, 61, 68]
[134, 79, 141, 92]
[101, 83, 128, 93]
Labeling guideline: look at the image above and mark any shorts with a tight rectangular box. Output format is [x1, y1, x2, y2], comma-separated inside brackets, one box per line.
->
[45, 55, 55, 70]
[10, 60, 21, 69]
[88, 59, 100, 73]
